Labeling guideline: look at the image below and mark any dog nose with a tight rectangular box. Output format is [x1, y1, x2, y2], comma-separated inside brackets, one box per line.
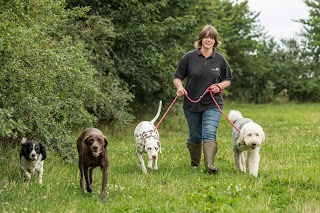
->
[31, 154, 35, 157]
[252, 143, 256, 146]
[152, 155, 157, 160]
[93, 146, 99, 151]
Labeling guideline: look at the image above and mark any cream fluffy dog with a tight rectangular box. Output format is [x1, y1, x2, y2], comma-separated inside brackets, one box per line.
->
[228, 110, 265, 177]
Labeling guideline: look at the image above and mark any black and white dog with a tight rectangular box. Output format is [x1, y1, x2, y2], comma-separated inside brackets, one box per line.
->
[20, 138, 47, 184]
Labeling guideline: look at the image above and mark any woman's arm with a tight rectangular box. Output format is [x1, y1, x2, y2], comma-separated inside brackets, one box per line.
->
[219, 80, 231, 90]
[173, 78, 187, 96]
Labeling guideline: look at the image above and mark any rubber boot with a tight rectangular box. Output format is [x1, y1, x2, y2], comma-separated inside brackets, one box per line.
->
[203, 140, 218, 174]
[186, 142, 202, 167]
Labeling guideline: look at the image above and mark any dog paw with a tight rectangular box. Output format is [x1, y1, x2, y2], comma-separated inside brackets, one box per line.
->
[100, 192, 107, 202]
[24, 173, 31, 180]
[86, 187, 93, 193]
[249, 171, 258, 177]
[142, 167, 148, 174]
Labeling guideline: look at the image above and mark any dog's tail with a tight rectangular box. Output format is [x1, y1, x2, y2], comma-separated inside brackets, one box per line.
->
[228, 110, 244, 123]
[150, 100, 162, 124]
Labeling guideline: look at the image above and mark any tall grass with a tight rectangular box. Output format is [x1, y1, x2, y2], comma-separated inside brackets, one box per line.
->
[1, 103, 319, 212]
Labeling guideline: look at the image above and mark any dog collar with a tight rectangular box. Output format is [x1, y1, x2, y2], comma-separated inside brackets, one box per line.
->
[143, 130, 157, 139]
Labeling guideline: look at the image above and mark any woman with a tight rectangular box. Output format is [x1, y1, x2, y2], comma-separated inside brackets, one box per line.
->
[173, 24, 232, 174]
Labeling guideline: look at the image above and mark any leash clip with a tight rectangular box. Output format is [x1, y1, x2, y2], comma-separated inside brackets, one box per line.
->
[200, 89, 209, 98]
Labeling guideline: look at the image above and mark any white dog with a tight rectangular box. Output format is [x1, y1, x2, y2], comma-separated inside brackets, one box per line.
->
[228, 110, 265, 177]
[134, 101, 162, 174]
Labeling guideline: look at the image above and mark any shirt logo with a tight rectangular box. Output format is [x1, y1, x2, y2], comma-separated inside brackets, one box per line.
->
[211, 68, 219, 71]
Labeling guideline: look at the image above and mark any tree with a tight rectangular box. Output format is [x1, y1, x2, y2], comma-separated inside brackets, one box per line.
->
[299, 0, 320, 66]
[296, 0, 320, 101]
[213, 0, 272, 103]
[62, 4, 135, 126]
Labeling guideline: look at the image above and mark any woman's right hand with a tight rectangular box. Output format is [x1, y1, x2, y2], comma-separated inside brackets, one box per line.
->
[173, 79, 186, 96]
[176, 87, 187, 96]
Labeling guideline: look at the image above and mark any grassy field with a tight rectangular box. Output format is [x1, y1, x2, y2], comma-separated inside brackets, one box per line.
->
[1, 103, 319, 213]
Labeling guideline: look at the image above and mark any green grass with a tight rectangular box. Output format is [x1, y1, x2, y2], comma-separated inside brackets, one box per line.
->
[1, 103, 319, 213]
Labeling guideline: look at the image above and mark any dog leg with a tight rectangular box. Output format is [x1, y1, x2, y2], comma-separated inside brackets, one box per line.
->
[84, 167, 92, 193]
[247, 148, 260, 177]
[100, 167, 108, 202]
[89, 167, 93, 185]
[79, 160, 85, 191]
[136, 150, 147, 174]
[22, 170, 32, 182]
[153, 159, 158, 170]
[38, 168, 43, 184]
[147, 159, 153, 169]
[233, 147, 242, 172]
[239, 152, 246, 172]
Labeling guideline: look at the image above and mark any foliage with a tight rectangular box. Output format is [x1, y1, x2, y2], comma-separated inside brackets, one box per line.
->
[269, 39, 320, 102]
[92, 72, 135, 127]
[102, 0, 196, 106]
[0, 103, 319, 212]
[0, 108, 27, 139]
[295, 0, 320, 101]
[57, 12, 135, 125]
[300, 0, 320, 67]
[0, 0, 98, 159]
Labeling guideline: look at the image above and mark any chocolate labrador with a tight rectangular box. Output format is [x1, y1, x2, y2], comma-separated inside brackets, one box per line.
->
[77, 128, 108, 201]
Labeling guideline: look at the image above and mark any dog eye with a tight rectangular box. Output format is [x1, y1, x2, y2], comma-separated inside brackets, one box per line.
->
[148, 147, 152, 151]
[155, 147, 158, 151]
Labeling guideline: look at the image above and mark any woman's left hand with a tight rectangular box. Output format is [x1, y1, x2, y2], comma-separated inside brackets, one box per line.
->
[209, 84, 222, 93]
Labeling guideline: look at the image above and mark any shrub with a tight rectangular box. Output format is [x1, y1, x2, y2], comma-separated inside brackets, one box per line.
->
[0, 0, 98, 160]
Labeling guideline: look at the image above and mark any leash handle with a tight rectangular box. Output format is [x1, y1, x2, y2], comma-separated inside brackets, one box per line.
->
[215, 84, 222, 93]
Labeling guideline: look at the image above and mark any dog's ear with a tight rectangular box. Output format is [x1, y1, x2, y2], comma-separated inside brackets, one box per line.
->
[20, 143, 27, 159]
[40, 143, 47, 160]
[104, 136, 108, 148]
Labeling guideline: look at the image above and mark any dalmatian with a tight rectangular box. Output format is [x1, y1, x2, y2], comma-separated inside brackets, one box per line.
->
[134, 101, 162, 174]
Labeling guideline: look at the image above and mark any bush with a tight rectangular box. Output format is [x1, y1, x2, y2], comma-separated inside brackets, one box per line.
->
[0, 0, 99, 160]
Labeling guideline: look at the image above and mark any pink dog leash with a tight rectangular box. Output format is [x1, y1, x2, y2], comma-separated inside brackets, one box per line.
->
[154, 84, 240, 132]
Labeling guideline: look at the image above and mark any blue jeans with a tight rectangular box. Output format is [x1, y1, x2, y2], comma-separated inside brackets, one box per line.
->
[184, 109, 221, 143]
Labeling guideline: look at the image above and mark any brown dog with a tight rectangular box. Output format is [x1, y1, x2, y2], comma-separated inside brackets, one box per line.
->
[77, 128, 109, 202]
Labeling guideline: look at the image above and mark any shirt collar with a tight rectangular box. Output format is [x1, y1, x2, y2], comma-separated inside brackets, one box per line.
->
[197, 48, 216, 58]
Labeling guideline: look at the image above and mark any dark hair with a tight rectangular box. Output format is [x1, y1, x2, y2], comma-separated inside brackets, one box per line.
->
[194, 25, 221, 49]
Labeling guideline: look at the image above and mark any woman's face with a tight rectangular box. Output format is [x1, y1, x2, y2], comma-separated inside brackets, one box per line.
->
[201, 32, 215, 49]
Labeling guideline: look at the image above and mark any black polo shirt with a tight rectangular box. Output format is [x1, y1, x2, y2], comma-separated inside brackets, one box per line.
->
[173, 49, 232, 112]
